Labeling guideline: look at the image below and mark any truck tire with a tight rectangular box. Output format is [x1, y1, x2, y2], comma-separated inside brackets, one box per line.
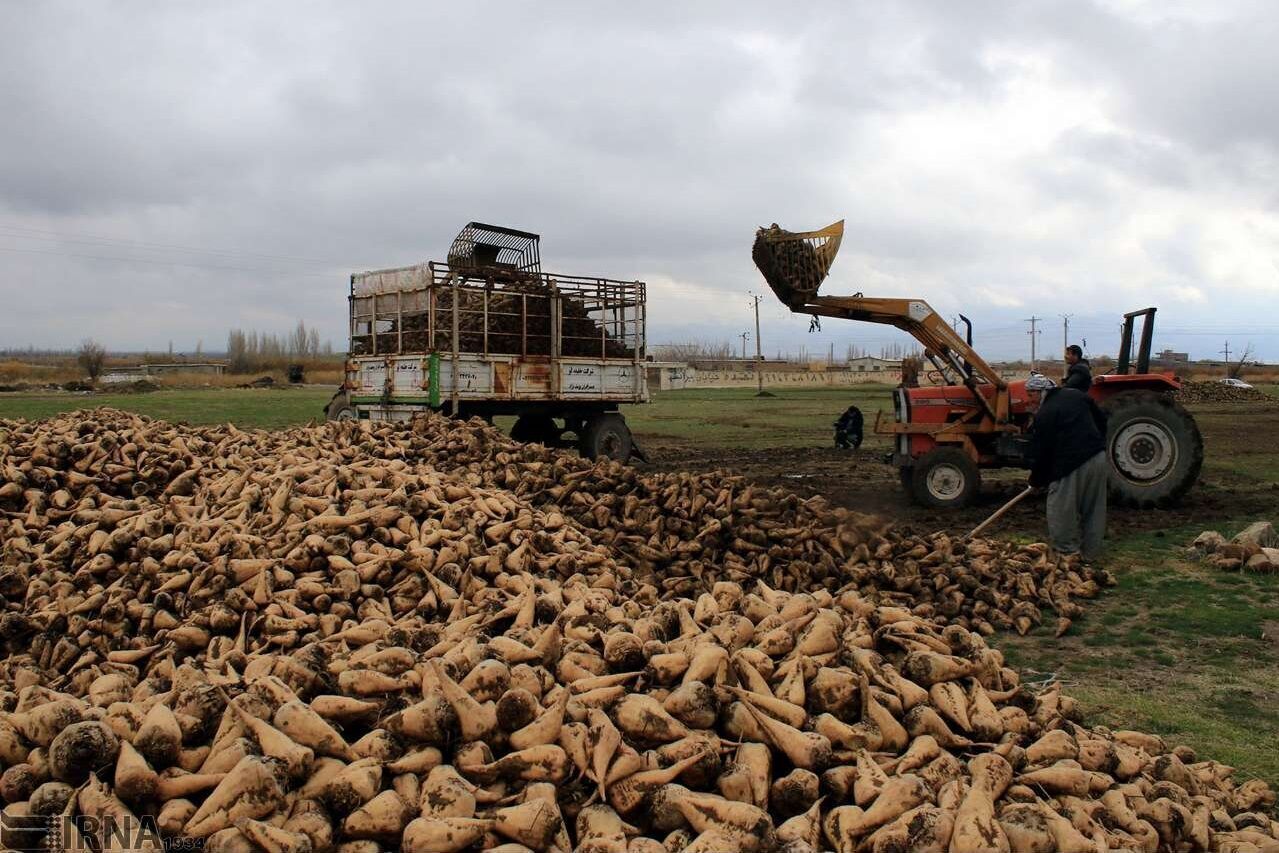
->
[579, 413, 633, 461]
[511, 415, 559, 446]
[1103, 390, 1202, 508]
[325, 392, 357, 421]
[910, 447, 981, 508]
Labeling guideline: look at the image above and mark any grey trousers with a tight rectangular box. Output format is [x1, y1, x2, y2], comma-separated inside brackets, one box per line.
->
[1046, 451, 1108, 561]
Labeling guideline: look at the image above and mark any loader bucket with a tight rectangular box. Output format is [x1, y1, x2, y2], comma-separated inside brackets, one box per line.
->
[751, 220, 844, 309]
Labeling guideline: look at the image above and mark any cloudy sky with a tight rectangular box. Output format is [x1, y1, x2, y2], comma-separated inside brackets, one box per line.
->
[3, 0, 1277, 362]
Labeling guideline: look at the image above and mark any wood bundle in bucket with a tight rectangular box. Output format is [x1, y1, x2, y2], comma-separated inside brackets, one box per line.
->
[0, 409, 1275, 852]
[752, 221, 844, 309]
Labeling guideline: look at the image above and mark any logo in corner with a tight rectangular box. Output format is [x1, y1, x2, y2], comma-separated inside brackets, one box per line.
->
[0, 810, 56, 853]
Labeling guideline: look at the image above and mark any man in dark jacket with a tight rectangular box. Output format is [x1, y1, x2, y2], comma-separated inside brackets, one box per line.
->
[834, 405, 863, 449]
[1062, 345, 1092, 392]
[1025, 373, 1109, 561]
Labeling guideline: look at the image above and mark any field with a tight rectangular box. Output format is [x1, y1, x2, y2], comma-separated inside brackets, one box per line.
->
[0, 386, 336, 429]
[2, 383, 1278, 785]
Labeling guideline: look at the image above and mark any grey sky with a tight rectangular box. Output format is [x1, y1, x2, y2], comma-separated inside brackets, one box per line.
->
[2, 0, 1277, 361]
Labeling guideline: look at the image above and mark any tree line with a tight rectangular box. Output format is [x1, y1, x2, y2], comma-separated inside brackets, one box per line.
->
[226, 321, 335, 373]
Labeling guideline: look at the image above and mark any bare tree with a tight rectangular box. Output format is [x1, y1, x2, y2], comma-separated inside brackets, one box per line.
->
[227, 330, 242, 372]
[77, 339, 107, 383]
[291, 320, 310, 359]
[1228, 343, 1254, 379]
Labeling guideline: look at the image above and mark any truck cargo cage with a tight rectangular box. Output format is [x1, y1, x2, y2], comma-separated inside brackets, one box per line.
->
[446, 222, 542, 275]
[348, 263, 645, 361]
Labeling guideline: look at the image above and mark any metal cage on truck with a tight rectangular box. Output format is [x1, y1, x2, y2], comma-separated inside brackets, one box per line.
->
[329, 223, 649, 461]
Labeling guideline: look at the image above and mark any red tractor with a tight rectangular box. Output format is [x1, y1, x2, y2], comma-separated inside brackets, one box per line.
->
[753, 221, 1203, 509]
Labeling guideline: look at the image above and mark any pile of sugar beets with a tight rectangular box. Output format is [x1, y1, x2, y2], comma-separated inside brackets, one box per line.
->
[1173, 382, 1271, 405]
[0, 409, 1274, 853]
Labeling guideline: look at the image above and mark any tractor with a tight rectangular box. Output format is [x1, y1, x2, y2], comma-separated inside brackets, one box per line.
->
[752, 221, 1203, 508]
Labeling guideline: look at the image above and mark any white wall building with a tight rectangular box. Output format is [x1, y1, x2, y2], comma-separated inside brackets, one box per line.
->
[847, 356, 898, 373]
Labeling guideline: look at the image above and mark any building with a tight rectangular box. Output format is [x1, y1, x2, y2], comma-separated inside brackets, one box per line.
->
[1156, 349, 1190, 364]
[847, 356, 898, 373]
[643, 361, 692, 391]
[101, 362, 227, 383]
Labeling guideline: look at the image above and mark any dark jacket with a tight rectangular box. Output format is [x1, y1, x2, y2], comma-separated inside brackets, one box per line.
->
[835, 406, 863, 433]
[1029, 387, 1108, 487]
[1063, 359, 1092, 392]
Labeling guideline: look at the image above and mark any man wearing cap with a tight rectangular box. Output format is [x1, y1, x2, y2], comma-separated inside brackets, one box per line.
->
[1024, 373, 1110, 561]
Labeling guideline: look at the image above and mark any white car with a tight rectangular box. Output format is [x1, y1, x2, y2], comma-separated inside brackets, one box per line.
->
[1217, 378, 1254, 389]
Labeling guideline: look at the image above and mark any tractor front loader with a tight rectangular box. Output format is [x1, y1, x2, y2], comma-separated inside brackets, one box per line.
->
[752, 221, 1203, 509]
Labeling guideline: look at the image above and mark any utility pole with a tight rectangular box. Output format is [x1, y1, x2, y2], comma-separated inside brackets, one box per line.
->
[1221, 341, 1231, 373]
[1061, 314, 1071, 351]
[1024, 316, 1042, 371]
[749, 293, 764, 394]
[740, 332, 750, 361]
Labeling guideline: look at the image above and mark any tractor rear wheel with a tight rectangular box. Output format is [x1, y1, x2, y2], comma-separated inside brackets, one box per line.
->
[1102, 390, 1202, 508]
[909, 447, 981, 508]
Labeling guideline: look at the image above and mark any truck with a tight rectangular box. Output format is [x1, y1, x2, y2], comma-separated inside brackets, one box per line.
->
[325, 223, 648, 460]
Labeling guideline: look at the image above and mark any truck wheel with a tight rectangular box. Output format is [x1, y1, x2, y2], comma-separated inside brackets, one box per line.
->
[580, 413, 633, 461]
[326, 392, 357, 421]
[511, 415, 559, 446]
[1103, 390, 1203, 508]
[910, 447, 980, 508]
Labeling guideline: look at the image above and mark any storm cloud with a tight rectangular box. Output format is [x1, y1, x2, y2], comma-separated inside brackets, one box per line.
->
[2, 0, 1277, 360]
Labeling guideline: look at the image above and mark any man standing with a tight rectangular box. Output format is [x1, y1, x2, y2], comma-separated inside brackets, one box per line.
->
[1062, 344, 1092, 392]
[1025, 374, 1109, 562]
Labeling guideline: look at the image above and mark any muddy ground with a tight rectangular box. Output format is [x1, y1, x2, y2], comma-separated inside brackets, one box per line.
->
[637, 399, 1279, 542]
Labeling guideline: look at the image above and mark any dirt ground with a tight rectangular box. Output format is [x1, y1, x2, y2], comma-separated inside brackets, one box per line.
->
[637, 398, 1279, 542]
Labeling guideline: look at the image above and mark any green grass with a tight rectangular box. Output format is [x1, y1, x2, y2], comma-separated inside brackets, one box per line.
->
[999, 523, 1279, 786]
[0, 388, 334, 429]
[621, 385, 895, 449]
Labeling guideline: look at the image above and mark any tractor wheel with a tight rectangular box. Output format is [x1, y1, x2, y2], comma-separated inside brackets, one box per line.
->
[579, 413, 633, 461]
[1103, 390, 1203, 508]
[910, 447, 981, 508]
[510, 415, 560, 446]
[325, 392, 357, 422]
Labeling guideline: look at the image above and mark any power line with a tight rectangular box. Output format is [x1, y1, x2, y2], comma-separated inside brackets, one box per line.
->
[1024, 316, 1042, 371]
[749, 293, 764, 395]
